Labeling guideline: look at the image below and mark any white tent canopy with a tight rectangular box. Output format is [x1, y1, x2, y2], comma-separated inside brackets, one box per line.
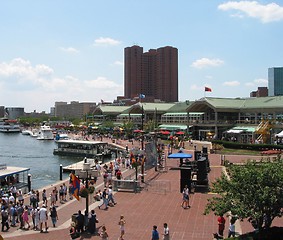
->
[276, 130, 283, 137]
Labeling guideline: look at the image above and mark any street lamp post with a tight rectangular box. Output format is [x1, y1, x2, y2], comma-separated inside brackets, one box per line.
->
[141, 105, 145, 183]
[82, 160, 91, 216]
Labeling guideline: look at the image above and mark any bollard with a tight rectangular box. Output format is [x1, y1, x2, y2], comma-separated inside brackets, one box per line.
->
[28, 174, 31, 192]
[60, 164, 63, 180]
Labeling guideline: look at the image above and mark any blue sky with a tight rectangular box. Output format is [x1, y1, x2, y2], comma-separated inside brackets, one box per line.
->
[0, 0, 283, 112]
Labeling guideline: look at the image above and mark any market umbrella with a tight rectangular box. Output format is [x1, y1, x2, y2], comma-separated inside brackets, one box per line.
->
[168, 150, 192, 166]
[161, 130, 170, 135]
[168, 152, 192, 159]
[176, 131, 185, 135]
[133, 129, 142, 133]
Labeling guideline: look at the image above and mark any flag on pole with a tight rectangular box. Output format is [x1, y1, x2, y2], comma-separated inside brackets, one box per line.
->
[205, 87, 212, 92]
[70, 173, 80, 201]
[139, 94, 145, 99]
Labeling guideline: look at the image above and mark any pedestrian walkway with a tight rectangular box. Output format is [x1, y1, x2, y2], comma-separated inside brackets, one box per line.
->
[2, 138, 282, 240]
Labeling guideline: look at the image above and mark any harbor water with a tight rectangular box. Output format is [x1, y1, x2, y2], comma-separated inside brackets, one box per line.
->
[0, 133, 84, 190]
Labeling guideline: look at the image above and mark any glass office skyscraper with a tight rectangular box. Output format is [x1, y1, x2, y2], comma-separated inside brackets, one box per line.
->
[268, 67, 283, 96]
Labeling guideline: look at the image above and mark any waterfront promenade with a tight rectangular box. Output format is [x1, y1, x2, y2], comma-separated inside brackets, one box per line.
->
[1, 138, 282, 240]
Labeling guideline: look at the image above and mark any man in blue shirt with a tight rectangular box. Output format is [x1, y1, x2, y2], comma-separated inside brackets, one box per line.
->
[152, 225, 159, 240]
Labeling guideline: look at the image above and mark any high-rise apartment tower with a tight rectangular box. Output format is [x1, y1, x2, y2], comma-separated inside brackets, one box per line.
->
[124, 45, 178, 102]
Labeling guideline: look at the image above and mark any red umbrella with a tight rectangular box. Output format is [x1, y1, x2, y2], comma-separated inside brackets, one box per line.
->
[161, 130, 170, 135]
[133, 129, 142, 133]
[176, 131, 185, 135]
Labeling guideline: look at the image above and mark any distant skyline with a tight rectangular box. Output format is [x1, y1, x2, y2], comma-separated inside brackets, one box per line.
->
[1, 1, 283, 112]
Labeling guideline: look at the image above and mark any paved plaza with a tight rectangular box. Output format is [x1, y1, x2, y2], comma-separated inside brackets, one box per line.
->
[1, 139, 282, 240]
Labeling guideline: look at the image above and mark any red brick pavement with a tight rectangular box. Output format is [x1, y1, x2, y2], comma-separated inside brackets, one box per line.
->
[2, 139, 282, 240]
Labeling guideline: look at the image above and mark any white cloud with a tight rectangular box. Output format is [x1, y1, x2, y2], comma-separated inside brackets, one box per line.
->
[254, 78, 268, 84]
[113, 61, 123, 66]
[190, 84, 203, 91]
[0, 58, 54, 82]
[218, 1, 283, 23]
[245, 78, 268, 86]
[93, 37, 121, 46]
[84, 77, 121, 89]
[245, 82, 254, 86]
[0, 58, 123, 112]
[223, 81, 240, 86]
[191, 58, 224, 69]
[59, 47, 80, 54]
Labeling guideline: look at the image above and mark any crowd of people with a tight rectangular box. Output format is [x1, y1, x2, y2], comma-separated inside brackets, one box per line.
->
[0, 185, 58, 233]
[0, 134, 177, 240]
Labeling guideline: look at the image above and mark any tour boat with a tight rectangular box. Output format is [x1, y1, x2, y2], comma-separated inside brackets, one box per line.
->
[53, 139, 112, 158]
[0, 118, 21, 133]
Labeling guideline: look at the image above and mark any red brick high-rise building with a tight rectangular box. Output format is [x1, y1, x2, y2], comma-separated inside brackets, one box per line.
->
[124, 45, 178, 102]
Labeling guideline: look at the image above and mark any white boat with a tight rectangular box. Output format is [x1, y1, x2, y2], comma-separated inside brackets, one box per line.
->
[22, 129, 38, 137]
[0, 118, 21, 133]
[21, 129, 32, 135]
[37, 125, 54, 140]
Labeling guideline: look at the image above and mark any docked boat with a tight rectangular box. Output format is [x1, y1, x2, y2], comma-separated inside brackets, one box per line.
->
[0, 163, 30, 193]
[53, 139, 112, 158]
[37, 125, 54, 140]
[22, 129, 39, 137]
[55, 133, 70, 141]
[21, 129, 32, 135]
[0, 118, 21, 133]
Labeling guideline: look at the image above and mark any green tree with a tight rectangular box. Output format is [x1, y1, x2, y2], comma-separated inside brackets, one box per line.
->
[144, 120, 156, 132]
[123, 120, 134, 138]
[204, 157, 283, 230]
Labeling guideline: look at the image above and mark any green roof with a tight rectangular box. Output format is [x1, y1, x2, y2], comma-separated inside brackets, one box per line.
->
[204, 97, 245, 109]
[93, 105, 130, 115]
[167, 101, 193, 112]
[240, 96, 283, 109]
[188, 96, 283, 112]
[124, 102, 175, 114]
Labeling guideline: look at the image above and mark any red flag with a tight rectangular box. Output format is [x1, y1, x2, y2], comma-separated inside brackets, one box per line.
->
[205, 87, 212, 92]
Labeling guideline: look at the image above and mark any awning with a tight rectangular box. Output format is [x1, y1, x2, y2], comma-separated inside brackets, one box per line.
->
[0, 166, 30, 178]
[227, 129, 243, 134]
[226, 126, 256, 134]
[158, 124, 188, 130]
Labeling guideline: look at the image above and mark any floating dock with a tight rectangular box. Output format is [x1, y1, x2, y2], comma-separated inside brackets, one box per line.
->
[62, 158, 97, 173]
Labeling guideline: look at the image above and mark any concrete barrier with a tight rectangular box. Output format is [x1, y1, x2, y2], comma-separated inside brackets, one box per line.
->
[112, 179, 141, 193]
